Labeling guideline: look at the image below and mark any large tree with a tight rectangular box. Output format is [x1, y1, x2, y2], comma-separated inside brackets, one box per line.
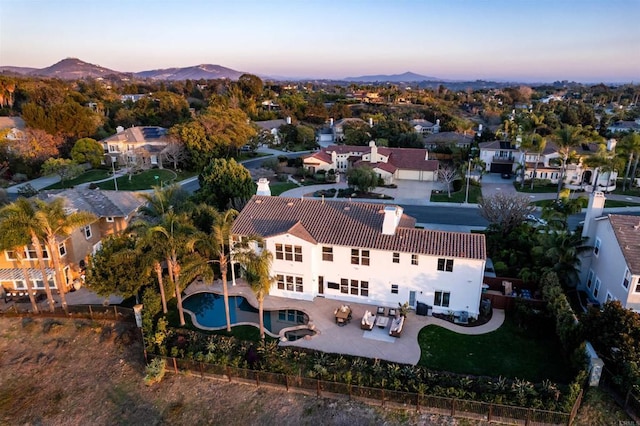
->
[41, 158, 83, 187]
[0, 221, 40, 312]
[478, 193, 535, 235]
[618, 133, 640, 191]
[197, 158, 255, 210]
[71, 138, 104, 168]
[552, 125, 583, 198]
[346, 166, 378, 194]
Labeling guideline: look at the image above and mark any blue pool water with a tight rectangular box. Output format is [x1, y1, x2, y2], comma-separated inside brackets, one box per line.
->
[183, 293, 308, 334]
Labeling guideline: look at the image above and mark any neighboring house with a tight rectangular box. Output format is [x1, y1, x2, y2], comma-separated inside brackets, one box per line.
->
[579, 192, 640, 311]
[303, 141, 439, 184]
[253, 119, 288, 145]
[102, 126, 169, 168]
[478, 140, 519, 174]
[231, 195, 487, 318]
[0, 116, 26, 141]
[423, 131, 473, 150]
[608, 120, 640, 134]
[410, 119, 440, 136]
[332, 117, 368, 142]
[0, 189, 144, 294]
[120, 94, 148, 103]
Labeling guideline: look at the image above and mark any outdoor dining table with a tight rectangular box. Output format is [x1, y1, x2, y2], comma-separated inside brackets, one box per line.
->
[335, 305, 352, 325]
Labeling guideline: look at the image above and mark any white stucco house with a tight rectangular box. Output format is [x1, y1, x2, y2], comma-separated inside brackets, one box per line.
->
[303, 141, 439, 184]
[579, 192, 640, 311]
[253, 119, 288, 145]
[410, 119, 440, 136]
[231, 195, 487, 318]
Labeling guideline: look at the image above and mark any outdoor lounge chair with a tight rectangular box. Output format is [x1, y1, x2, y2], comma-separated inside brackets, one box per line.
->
[376, 306, 386, 316]
[388, 308, 398, 317]
[360, 310, 376, 330]
[389, 315, 405, 337]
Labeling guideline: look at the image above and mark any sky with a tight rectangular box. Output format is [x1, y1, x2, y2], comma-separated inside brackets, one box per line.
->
[1, 0, 639, 83]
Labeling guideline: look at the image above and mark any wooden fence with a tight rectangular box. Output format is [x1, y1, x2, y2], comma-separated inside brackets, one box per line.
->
[599, 366, 640, 422]
[149, 354, 578, 425]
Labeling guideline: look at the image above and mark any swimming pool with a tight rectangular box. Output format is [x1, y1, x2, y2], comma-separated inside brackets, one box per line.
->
[183, 292, 309, 336]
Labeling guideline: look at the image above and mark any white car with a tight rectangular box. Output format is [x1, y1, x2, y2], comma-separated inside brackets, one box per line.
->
[525, 214, 547, 225]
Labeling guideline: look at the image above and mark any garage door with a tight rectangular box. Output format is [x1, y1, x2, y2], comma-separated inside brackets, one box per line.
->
[490, 163, 513, 174]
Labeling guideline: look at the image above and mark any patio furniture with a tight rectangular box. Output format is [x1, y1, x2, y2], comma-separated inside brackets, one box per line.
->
[376, 306, 386, 316]
[335, 305, 352, 326]
[360, 310, 376, 330]
[388, 308, 398, 317]
[375, 316, 389, 329]
[389, 315, 405, 337]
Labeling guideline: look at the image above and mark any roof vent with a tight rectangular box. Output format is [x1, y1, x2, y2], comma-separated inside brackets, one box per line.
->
[634, 222, 640, 230]
[255, 199, 262, 204]
[344, 206, 350, 211]
[287, 202, 294, 206]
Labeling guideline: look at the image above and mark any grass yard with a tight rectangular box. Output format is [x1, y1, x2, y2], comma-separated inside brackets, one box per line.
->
[430, 185, 482, 203]
[513, 182, 558, 193]
[96, 169, 196, 190]
[417, 316, 572, 383]
[44, 169, 111, 189]
[269, 181, 299, 196]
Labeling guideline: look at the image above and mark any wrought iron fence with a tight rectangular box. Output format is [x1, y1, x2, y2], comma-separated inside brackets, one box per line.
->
[149, 354, 574, 425]
[0, 303, 134, 322]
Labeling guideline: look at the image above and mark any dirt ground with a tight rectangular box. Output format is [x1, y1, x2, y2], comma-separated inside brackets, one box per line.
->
[0, 316, 629, 425]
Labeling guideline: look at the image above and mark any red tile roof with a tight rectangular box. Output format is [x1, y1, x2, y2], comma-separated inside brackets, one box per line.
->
[232, 196, 486, 260]
[310, 144, 437, 172]
[609, 214, 640, 275]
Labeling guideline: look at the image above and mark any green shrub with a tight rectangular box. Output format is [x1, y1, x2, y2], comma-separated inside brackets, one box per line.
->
[144, 357, 166, 386]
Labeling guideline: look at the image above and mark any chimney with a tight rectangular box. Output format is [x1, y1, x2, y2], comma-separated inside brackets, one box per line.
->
[369, 141, 377, 164]
[582, 191, 606, 240]
[256, 178, 271, 196]
[477, 124, 483, 136]
[606, 139, 617, 151]
[286, 116, 292, 125]
[116, 125, 124, 133]
[382, 205, 403, 235]
[330, 117, 334, 127]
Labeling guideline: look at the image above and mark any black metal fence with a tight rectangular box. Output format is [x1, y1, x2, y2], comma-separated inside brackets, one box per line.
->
[0, 303, 135, 322]
[599, 366, 640, 422]
[150, 353, 576, 425]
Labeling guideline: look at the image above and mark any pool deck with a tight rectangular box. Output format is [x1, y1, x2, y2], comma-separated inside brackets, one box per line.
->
[185, 279, 505, 366]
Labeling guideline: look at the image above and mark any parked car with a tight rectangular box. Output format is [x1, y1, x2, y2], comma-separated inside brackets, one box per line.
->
[525, 214, 547, 226]
[501, 173, 512, 179]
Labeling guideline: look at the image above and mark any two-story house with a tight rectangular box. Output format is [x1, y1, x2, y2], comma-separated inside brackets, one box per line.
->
[102, 126, 170, 168]
[410, 119, 440, 136]
[231, 195, 487, 318]
[478, 140, 519, 174]
[303, 141, 438, 184]
[0, 189, 144, 295]
[579, 192, 640, 311]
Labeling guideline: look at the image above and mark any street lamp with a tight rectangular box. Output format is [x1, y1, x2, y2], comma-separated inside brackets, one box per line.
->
[464, 158, 472, 204]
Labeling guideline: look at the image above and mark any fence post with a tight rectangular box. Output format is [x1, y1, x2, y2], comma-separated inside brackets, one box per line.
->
[381, 389, 385, 407]
[89, 305, 93, 319]
[172, 357, 178, 374]
[200, 362, 204, 378]
[113, 305, 118, 319]
[317, 379, 321, 397]
[285, 375, 289, 391]
[348, 384, 352, 400]
[256, 371, 260, 387]
[488, 404, 493, 422]
[525, 408, 532, 426]
[451, 398, 456, 417]
[226, 366, 232, 382]
[416, 393, 420, 413]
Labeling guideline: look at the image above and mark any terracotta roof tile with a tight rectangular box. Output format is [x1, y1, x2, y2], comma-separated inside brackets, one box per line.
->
[232, 196, 486, 260]
[609, 214, 640, 275]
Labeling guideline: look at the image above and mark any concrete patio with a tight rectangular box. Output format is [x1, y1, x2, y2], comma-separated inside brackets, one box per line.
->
[185, 279, 505, 366]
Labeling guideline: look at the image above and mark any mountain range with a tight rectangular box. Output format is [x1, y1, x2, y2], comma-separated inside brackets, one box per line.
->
[0, 58, 445, 83]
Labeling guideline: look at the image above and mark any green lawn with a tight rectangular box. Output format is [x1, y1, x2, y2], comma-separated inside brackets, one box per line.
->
[513, 182, 558, 193]
[269, 181, 299, 196]
[430, 185, 482, 203]
[417, 316, 572, 383]
[44, 169, 111, 189]
[96, 169, 196, 190]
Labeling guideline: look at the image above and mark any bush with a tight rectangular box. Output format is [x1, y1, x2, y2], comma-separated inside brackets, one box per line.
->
[144, 357, 166, 386]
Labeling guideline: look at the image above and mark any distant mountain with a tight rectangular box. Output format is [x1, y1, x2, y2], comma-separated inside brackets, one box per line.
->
[135, 64, 244, 80]
[343, 71, 441, 83]
[0, 66, 38, 75]
[30, 58, 125, 79]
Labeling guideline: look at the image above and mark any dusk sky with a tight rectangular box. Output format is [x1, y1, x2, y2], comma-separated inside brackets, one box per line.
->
[1, 0, 639, 83]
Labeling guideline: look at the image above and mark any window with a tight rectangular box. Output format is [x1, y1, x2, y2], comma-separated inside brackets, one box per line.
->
[434, 291, 451, 307]
[623, 269, 631, 290]
[340, 278, 348, 294]
[322, 246, 333, 262]
[593, 238, 601, 256]
[392, 252, 400, 264]
[106, 217, 114, 223]
[276, 244, 283, 260]
[350, 279, 359, 295]
[276, 244, 302, 262]
[59, 243, 67, 257]
[411, 254, 419, 266]
[276, 274, 303, 292]
[328, 281, 340, 290]
[635, 278, 640, 294]
[15, 280, 26, 290]
[285, 245, 293, 261]
[351, 249, 370, 265]
[437, 258, 454, 272]
[606, 293, 613, 303]
[593, 278, 601, 298]
[586, 270, 594, 289]
[83, 225, 92, 240]
[391, 284, 399, 294]
[294, 246, 302, 262]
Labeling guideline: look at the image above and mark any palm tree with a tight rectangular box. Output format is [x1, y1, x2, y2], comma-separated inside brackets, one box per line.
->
[529, 137, 548, 190]
[618, 133, 640, 191]
[552, 125, 583, 199]
[34, 198, 96, 311]
[233, 240, 274, 339]
[0, 198, 55, 311]
[148, 211, 196, 326]
[0, 226, 39, 313]
[188, 206, 238, 332]
[583, 144, 622, 192]
[518, 133, 543, 189]
[138, 184, 191, 220]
